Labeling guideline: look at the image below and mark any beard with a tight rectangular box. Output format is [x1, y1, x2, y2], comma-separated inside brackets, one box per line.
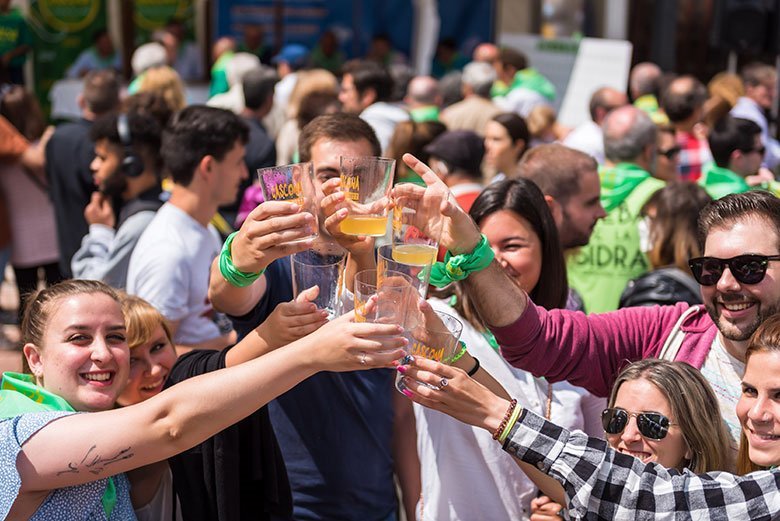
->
[560, 210, 592, 250]
[705, 295, 780, 342]
[99, 170, 128, 199]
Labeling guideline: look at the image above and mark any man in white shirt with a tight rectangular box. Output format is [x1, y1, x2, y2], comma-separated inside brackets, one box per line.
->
[127, 106, 249, 350]
[563, 86, 627, 164]
[730, 62, 780, 169]
[339, 60, 409, 153]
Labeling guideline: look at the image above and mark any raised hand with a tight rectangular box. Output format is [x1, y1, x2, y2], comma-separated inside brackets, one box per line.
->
[320, 177, 375, 256]
[308, 310, 408, 372]
[393, 154, 482, 255]
[397, 356, 510, 433]
[257, 286, 330, 351]
[231, 201, 316, 273]
[84, 192, 115, 228]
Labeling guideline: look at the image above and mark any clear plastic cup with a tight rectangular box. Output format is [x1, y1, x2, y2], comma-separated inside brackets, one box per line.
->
[258, 162, 318, 243]
[339, 156, 395, 237]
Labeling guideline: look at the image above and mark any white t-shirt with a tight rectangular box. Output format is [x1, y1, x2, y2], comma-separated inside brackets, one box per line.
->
[562, 120, 605, 164]
[127, 203, 223, 346]
[413, 298, 606, 521]
[699, 334, 745, 454]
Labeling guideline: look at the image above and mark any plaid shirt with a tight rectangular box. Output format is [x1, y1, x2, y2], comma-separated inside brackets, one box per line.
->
[503, 409, 780, 520]
[676, 130, 711, 182]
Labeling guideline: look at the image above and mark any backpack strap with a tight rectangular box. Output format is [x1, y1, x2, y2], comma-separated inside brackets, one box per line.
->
[658, 305, 702, 361]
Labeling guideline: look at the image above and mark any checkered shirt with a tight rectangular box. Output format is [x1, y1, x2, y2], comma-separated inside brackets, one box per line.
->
[503, 409, 780, 520]
[677, 130, 712, 182]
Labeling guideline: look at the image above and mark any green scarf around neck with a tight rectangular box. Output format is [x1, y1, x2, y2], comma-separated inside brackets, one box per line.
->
[0, 372, 117, 517]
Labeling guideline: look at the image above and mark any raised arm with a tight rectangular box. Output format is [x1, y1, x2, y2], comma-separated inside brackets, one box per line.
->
[208, 201, 315, 316]
[400, 357, 780, 520]
[15, 313, 407, 494]
[396, 154, 528, 328]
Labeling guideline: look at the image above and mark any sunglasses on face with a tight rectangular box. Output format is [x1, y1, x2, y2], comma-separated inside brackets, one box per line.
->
[741, 145, 766, 156]
[688, 254, 780, 286]
[658, 146, 681, 160]
[601, 407, 674, 440]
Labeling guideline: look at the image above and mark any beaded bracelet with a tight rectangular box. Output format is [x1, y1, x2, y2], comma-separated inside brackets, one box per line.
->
[466, 356, 480, 377]
[218, 231, 265, 288]
[492, 398, 518, 440]
[498, 401, 523, 444]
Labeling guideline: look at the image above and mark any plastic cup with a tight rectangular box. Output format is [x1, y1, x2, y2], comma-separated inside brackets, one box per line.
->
[353, 269, 418, 326]
[395, 309, 463, 394]
[391, 189, 446, 268]
[377, 244, 431, 298]
[258, 162, 318, 243]
[339, 156, 395, 237]
[291, 247, 346, 320]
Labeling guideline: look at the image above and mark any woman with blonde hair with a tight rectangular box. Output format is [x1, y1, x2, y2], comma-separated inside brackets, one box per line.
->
[139, 65, 186, 112]
[276, 68, 339, 164]
[619, 182, 712, 308]
[0, 279, 405, 519]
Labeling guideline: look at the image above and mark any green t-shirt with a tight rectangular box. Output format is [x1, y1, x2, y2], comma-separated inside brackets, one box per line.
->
[209, 51, 234, 98]
[567, 163, 664, 313]
[698, 163, 750, 200]
[0, 8, 30, 67]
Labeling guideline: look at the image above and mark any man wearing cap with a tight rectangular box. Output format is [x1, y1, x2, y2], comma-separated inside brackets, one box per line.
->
[272, 43, 308, 115]
[424, 130, 485, 211]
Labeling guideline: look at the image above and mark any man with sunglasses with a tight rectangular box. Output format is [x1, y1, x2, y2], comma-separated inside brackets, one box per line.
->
[403, 154, 780, 459]
[699, 115, 772, 200]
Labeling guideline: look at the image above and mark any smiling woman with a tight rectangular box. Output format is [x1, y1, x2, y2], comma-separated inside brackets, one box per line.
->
[0, 279, 408, 520]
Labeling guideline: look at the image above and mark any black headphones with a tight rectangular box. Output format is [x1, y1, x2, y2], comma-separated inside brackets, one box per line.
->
[117, 113, 144, 178]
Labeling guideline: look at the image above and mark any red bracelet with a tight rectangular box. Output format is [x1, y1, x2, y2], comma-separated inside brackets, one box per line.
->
[492, 398, 518, 440]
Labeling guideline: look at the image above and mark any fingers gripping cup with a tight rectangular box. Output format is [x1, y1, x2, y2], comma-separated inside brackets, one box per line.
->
[353, 269, 418, 325]
[395, 309, 463, 394]
[291, 247, 346, 320]
[391, 190, 446, 268]
[258, 162, 318, 242]
[339, 156, 395, 237]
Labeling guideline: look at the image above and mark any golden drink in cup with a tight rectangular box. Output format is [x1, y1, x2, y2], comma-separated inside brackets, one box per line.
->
[339, 156, 395, 237]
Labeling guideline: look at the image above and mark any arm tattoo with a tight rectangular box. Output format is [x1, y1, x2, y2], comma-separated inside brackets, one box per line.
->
[56, 445, 134, 476]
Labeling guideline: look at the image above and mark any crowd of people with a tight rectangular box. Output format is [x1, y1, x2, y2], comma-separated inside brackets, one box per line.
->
[1, 22, 780, 521]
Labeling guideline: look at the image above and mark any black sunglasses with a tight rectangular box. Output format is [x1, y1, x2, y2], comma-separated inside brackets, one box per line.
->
[601, 407, 674, 440]
[658, 146, 681, 160]
[741, 145, 766, 156]
[688, 254, 780, 286]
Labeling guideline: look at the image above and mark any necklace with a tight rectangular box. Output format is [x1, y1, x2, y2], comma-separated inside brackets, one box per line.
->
[545, 379, 553, 420]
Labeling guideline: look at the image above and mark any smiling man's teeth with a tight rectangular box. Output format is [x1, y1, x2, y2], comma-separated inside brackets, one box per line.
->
[620, 449, 651, 459]
[722, 302, 752, 311]
[83, 373, 111, 382]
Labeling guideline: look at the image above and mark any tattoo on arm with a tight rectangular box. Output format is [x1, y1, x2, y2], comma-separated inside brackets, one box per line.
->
[56, 445, 134, 476]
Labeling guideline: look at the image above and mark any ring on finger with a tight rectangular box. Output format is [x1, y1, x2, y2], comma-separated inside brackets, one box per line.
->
[439, 378, 449, 388]
[360, 351, 367, 365]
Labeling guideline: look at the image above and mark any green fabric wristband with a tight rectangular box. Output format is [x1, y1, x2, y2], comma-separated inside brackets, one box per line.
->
[219, 231, 264, 288]
[429, 234, 495, 288]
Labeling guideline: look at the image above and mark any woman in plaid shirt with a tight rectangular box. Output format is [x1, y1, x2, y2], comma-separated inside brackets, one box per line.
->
[399, 315, 780, 520]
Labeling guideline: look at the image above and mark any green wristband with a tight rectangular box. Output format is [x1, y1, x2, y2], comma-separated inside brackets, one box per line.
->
[429, 234, 495, 288]
[218, 231, 265, 288]
[448, 341, 468, 364]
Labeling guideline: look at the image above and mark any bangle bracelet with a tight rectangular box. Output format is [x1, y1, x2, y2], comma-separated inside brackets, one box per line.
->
[492, 398, 518, 440]
[466, 356, 480, 377]
[449, 341, 468, 363]
[219, 231, 265, 288]
[498, 402, 523, 443]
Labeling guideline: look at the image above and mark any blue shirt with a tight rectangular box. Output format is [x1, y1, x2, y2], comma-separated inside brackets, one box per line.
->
[230, 257, 398, 521]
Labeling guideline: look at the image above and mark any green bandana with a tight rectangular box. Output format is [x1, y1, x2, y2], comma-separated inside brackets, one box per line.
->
[409, 106, 440, 123]
[0, 372, 117, 517]
[599, 163, 652, 213]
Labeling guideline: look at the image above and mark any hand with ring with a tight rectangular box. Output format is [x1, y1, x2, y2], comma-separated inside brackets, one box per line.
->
[395, 356, 511, 434]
